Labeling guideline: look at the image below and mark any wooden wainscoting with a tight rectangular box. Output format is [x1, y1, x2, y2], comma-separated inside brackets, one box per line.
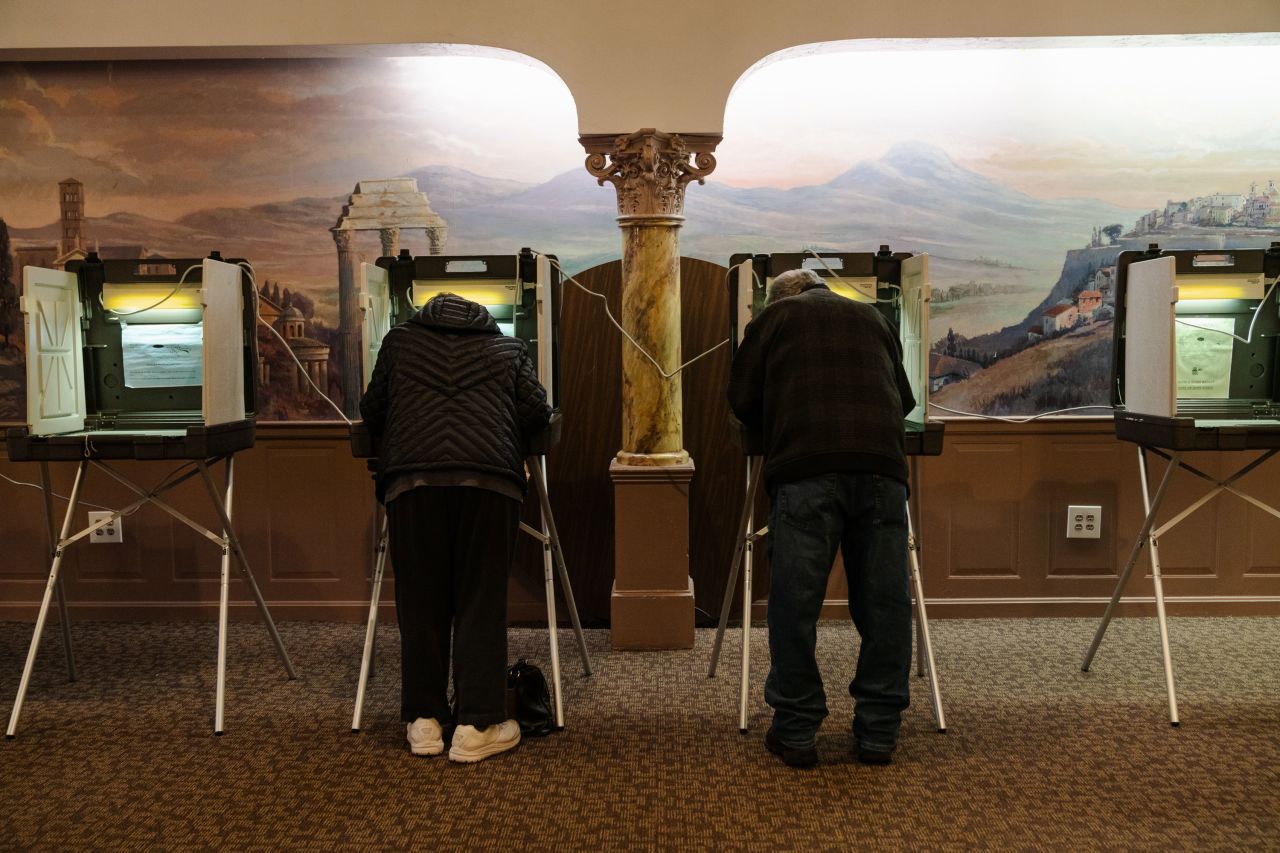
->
[3, 257, 1280, 623]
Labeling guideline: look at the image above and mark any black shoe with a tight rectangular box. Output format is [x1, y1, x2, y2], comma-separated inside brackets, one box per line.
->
[765, 729, 818, 769]
[855, 744, 893, 765]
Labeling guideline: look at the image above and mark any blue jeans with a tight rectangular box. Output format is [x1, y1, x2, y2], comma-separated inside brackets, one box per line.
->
[765, 472, 912, 752]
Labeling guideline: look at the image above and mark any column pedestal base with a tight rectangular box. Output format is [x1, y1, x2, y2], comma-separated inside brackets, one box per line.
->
[609, 459, 695, 649]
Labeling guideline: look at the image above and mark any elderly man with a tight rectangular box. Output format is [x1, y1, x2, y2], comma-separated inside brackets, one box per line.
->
[361, 291, 551, 763]
[727, 267, 916, 769]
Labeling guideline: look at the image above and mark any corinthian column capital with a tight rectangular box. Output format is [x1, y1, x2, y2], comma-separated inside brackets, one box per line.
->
[580, 129, 720, 218]
[331, 227, 355, 252]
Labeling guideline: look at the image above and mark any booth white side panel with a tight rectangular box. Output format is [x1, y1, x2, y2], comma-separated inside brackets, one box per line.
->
[201, 258, 247, 426]
[359, 262, 390, 391]
[735, 260, 754, 347]
[1123, 256, 1178, 418]
[21, 266, 85, 435]
[535, 253, 554, 402]
[901, 254, 929, 422]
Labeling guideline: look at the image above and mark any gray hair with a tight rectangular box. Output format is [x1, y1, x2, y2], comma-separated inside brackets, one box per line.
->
[766, 268, 823, 306]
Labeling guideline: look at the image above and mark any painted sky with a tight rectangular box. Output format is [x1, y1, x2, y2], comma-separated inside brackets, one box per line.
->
[5, 39, 1280, 231]
[0, 55, 582, 226]
[716, 40, 1280, 208]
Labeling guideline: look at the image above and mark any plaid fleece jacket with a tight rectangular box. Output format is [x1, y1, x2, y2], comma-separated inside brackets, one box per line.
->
[727, 284, 915, 489]
[359, 295, 551, 504]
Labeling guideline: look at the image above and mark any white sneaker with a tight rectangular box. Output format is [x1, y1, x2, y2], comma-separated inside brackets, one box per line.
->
[448, 720, 521, 763]
[406, 718, 444, 756]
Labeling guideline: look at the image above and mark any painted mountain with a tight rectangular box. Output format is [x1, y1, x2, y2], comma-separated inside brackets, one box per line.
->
[2, 142, 1145, 420]
[7, 142, 1134, 314]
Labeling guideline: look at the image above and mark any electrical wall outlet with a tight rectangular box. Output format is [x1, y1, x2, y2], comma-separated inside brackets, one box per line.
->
[87, 511, 123, 544]
[1066, 505, 1101, 539]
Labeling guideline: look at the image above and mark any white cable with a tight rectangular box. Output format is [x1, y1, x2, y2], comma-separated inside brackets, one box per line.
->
[536, 253, 733, 380]
[929, 273, 1280, 423]
[97, 260, 346, 423]
[804, 249, 900, 304]
[0, 470, 120, 511]
[0, 464, 192, 516]
[928, 402, 1114, 423]
[1173, 272, 1280, 344]
[237, 262, 353, 425]
[98, 262, 201, 317]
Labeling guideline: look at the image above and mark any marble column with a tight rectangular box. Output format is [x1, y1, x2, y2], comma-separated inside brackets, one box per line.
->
[332, 227, 360, 418]
[426, 226, 448, 255]
[378, 226, 400, 259]
[581, 128, 719, 649]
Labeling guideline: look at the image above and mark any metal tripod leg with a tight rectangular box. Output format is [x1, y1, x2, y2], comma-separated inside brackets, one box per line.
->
[910, 462, 925, 679]
[1082, 448, 1182, 675]
[352, 513, 389, 733]
[709, 456, 764, 679]
[915, 615, 926, 678]
[39, 462, 76, 682]
[199, 457, 297, 736]
[517, 458, 591, 728]
[528, 462, 561, 728]
[1141, 457, 1180, 726]
[737, 486, 755, 733]
[367, 510, 382, 684]
[215, 499, 231, 736]
[529, 458, 591, 678]
[198, 458, 297, 681]
[7, 460, 87, 739]
[907, 498, 946, 733]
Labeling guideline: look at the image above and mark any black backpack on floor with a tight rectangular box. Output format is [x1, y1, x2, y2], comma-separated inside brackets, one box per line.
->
[506, 659, 555, 737]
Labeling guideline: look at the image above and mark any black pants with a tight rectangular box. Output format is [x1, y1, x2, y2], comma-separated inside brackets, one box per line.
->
[387, 486, 519, 726]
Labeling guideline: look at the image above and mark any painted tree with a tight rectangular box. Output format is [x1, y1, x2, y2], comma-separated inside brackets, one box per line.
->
[0, 218, 17, 349]
[1102, 223, 1124, 245]
[943, 327, 959, 357]
[289, 290, 315, 319]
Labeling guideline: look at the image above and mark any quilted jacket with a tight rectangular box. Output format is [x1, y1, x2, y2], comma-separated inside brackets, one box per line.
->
[359, 294, 551, 503]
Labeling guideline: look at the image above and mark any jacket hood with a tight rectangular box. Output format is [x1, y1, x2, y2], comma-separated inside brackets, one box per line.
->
[411, 293, 501, 334]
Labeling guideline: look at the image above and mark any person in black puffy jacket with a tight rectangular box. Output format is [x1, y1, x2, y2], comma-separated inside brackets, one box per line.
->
[361, 292, 551, 762]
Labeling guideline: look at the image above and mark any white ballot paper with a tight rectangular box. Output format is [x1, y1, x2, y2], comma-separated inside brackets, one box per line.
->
[122, 323, 203, 388]
[1176, 317, 1234, 398]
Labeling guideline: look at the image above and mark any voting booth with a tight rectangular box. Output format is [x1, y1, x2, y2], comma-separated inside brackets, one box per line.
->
[9, 253, 257, 460]
[5, 253, 295, 739]
[362, 248, 559, 393]
[349, 249, 590, 733]
[1110, 244, 1280, 448]
[709, 248, 946, 733]
[1083, 243, 1280, 724]
[728, 248, 942, 452]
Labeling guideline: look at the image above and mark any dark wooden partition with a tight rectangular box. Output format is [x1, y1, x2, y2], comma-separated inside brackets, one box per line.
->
[547, 257, 747, 626]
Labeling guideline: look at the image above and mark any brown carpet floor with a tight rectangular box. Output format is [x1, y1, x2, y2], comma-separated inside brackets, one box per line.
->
[1, 616, 1278, 851]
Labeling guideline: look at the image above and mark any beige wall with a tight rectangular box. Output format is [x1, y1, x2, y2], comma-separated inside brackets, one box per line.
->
[2, 0, 1278, 132]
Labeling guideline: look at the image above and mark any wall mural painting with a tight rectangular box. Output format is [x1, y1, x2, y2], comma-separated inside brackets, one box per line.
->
[0, 56, 593, 421]
[2, 39, 1279, 423]
[707, 38, 1280, 416]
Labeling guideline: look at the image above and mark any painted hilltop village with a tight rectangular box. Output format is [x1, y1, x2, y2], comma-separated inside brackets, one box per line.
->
[927, 180, 1280, 414]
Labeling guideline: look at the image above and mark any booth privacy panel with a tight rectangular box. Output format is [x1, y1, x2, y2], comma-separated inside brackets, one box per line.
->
[201, 258, 248, 427]
[899, 254, 929, 425]
[1121, 256, 1179, 419]
[359, 262, 391, 392]
[21, 266, 86, 436]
